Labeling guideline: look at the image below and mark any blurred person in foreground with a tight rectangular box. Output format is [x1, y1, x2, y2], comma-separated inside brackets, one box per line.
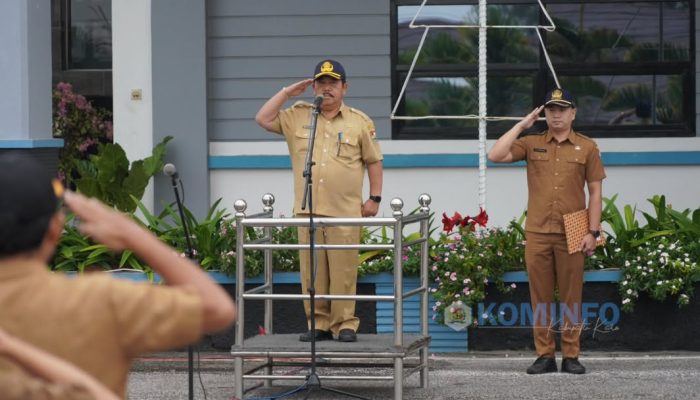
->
[0, 326, 117, 400]
[0, 153, 236, 399]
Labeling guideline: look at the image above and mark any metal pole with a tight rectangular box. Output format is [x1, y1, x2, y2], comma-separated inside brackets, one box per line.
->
[233, 199, 247, 399]
[261, 194, 275, 387]
[391, 198, 405, 349]
[418, 194, 431, 388]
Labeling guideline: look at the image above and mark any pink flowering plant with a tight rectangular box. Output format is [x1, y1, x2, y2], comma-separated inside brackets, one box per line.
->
[53, 82, 113, 186]
[429, 209, 525, 324]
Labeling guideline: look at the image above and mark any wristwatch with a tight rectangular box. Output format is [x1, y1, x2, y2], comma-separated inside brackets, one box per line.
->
[589, 229, 600, 239]
[369, 195, 382, 203]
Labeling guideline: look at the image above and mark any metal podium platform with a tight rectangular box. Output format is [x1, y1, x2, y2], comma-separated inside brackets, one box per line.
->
[231, 194, 433, 400]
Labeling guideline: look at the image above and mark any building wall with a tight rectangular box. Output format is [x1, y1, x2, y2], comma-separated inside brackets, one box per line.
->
[112, 0, 155, 210]
[206, 0, 391, 141]
[204, 2, 699, 229]
[210, 138, 700, 230]
[151, 0, 209, 217]
[0, 0, 52, 141]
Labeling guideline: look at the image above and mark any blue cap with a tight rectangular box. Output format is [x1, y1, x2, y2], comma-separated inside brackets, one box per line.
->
[313, 59, 346, 82]
[544, 88, 575, 108]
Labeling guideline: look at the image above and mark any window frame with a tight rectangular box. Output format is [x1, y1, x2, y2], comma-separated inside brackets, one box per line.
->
[390, 0, 696, 139]
[62, 0, 113, 71]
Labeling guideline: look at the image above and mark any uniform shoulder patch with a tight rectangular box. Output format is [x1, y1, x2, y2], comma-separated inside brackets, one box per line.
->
[574, 131, 595, 143]
[349, 107, 372, 122]
[520, 130, 546, 138]
[292, 100, 312, 109]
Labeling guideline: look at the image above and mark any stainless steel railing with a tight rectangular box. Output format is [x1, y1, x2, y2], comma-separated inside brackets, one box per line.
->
[232, 193, 433, 397]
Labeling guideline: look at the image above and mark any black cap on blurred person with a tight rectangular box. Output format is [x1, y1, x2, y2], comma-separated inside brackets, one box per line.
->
[0, 153, 62, 256]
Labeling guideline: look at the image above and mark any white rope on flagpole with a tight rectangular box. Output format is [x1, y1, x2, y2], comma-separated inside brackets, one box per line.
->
[478, 0, 487, 212]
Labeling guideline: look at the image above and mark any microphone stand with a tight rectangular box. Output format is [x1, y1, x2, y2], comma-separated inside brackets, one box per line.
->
[298, 101, 369, 400]
[167, 173, 196, 400]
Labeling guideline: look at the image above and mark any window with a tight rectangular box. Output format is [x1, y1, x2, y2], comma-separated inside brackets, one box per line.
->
[66, 0, 112, 69]
[391, 0, 694, 139]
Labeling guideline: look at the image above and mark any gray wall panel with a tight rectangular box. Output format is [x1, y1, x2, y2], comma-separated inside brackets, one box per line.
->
[209, 117, 392, 142]
[208, 0, 387, 16]
[209, 77, 390, 100]
[209, 98, 391, 120]
[209, 36, 388, 57]
[209, 56, 389, 79]
[206, 0, 391, 141]
[208, 15, 389, 37]
[152, 0, 209, 217]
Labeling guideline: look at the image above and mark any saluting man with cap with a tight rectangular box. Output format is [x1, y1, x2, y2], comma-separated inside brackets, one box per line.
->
[256, 59, 383, 343]
[488, 88, 606, 374]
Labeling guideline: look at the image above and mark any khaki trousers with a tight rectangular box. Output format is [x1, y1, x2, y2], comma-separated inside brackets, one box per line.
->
[298, 224, 361, 334]
[525, 231, 584, 358]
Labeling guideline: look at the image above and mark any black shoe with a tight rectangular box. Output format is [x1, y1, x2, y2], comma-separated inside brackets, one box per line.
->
[337, 329, 357, 342]
[526, 356, 557, 374]
[299, 329, 333, 342]
[561, 357, 586, 374]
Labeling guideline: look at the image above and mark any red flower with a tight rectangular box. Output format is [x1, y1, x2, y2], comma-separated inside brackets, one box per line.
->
[459, 215, 472, 227]
[442, 208, 488, 233]
[473, 208, 488, 227]
[258, 325, 267, 336]
[442, 212, 456, 233]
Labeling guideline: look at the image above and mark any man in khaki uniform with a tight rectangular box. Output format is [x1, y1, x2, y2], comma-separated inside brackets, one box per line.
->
[488, 88, 605, 374]
[0, 326, 116, 400]
[0, 153, 236, 399]
[256, 59, 383, 342]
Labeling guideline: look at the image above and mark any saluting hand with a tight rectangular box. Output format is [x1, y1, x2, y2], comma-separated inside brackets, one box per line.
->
[63, 191, 141, 251]
[516, 105, 544, 131]
[284, 79, 314, 97]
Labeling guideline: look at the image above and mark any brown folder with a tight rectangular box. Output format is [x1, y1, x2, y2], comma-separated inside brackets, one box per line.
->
[562, 209, 605, 254]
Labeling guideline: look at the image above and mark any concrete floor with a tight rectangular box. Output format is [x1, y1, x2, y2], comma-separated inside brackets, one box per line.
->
[128, 351, 700, 399]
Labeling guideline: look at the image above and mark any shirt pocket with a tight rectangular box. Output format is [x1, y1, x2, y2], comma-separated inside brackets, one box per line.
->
[565, 154, 586, 177]
[293, 129, 309, 154]
[528, 150, 550, 173]
[335, 134, 361, 163]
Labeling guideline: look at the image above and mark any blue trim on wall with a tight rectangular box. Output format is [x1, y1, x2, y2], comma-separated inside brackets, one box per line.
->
[103, 270, 622, 284]
[0, 139, 64, 149]
[208, 151, 700, 170]
[502, 270, 621, 283]
[602, 151, 700, 165]
[209, 155, 291, 169]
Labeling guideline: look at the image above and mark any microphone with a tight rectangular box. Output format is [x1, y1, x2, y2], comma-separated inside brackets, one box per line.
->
[312, 95, 323, 109]
[163, 163, 179, 181]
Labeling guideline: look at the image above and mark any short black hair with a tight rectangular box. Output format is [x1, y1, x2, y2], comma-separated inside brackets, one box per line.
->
[0, 153, 59, 257]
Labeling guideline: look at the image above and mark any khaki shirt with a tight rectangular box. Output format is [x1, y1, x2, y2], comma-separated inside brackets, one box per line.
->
[0, 367, 94, 400]
[0, 260, 203, 399]
[270, 101, 383, 217]
[510, 130, 606, 233]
